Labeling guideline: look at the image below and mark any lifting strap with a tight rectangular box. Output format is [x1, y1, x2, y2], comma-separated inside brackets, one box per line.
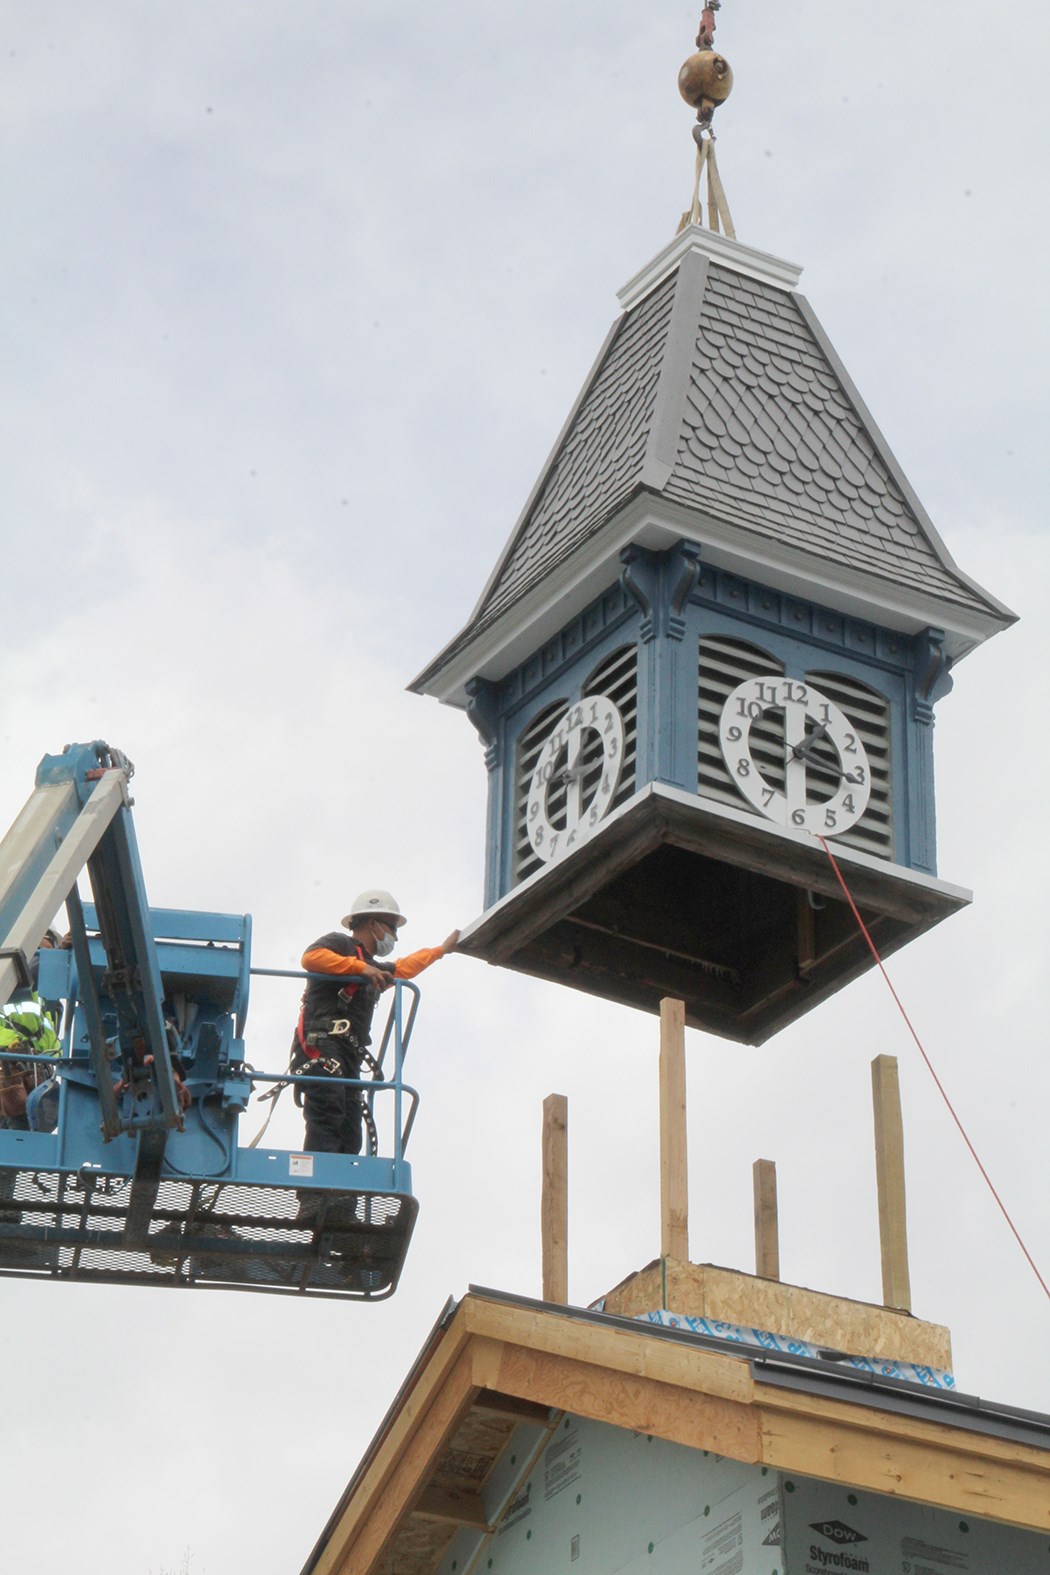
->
[246, 1038, 384, 1157]
[678, 132, 735, 238]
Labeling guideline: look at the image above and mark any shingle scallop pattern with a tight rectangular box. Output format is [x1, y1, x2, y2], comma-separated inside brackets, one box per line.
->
[478, 272, 675, 628]
[665, 264, 974, 604]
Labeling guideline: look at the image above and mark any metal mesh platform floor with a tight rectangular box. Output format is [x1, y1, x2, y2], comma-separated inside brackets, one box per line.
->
[0, 1168, 418, 1298]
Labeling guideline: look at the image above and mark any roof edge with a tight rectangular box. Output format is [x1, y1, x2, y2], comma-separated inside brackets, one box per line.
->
[299, 1294, 461, 1575]
[467, 314, 627, 626]
[639, 247, 711, 491]
[618, 223, 803, 310]
[410, 311, 628, 698]
[794, 292, 1018, 630]
[412, 491, 1012, 707]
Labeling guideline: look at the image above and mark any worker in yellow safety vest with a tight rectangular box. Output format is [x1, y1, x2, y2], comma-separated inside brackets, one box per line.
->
[0, 931, 65, 1131]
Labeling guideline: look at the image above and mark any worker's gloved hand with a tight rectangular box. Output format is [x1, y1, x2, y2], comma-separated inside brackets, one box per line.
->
[441, 931, 460, 955]
[362, 964, 393, 989]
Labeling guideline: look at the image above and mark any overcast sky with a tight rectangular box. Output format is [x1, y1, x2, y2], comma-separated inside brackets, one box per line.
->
[1, 4, 1047, 1573]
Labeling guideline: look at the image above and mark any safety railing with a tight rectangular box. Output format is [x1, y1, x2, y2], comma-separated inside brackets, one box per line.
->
[0, 1050, 64, 1071]
[0, 974, 422, 1177]
[245, 969, 422, 1168]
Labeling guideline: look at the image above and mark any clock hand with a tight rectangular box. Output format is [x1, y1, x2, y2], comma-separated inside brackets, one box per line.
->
[791, 722, 830, 761]
[791, 727, 863, 784]
[800, 752, 864, 785]
[556, 749, 585, 785]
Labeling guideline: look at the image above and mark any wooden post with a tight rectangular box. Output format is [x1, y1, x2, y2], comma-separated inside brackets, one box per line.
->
[753, 1158, 780, 1280]
[659, 998, 689, 1262]
[541, 1093, 568, 1303]
[871, 1054, 912, 1312]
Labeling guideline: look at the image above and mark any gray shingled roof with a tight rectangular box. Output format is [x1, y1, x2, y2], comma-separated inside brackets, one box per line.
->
[666, 267, 972, 605]
[414, 238, 1011, 693]
[479, 272, 676, 630]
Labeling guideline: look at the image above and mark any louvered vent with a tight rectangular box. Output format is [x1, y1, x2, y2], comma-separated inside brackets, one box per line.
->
[513, 646, 638, 885]
[698, 637, 894, 861]
[585, 644, 638, 811]
[514, 699, 567, 884]
[699, 635, 786, 809]
[806, 669, 893, 860]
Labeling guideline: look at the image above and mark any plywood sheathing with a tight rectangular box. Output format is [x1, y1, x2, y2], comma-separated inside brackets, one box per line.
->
[598, 1259, 951, 1370]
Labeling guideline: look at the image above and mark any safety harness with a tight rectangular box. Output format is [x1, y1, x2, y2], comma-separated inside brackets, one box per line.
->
[290, 1005, 385, 1156]
[249, 946, 391, 1156]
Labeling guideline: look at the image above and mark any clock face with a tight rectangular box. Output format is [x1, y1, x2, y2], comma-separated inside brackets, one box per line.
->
[718, 675, 872, 836]
[526, 694, 625, 864]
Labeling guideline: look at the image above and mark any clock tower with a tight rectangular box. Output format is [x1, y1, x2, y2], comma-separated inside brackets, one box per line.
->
[411, 74, 1013, 1046]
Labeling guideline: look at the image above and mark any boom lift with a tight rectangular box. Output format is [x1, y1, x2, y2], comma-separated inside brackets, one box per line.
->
[0, 742, 420, 1298]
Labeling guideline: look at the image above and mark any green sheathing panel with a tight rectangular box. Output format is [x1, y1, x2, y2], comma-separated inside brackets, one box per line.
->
[781, 1474, 1048, 1574]
[440, 1413, 1048, 1575]
[456, 1414, 783, 1574]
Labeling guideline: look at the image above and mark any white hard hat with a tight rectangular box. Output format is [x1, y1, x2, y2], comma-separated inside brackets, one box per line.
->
[342, 889, 407, 930]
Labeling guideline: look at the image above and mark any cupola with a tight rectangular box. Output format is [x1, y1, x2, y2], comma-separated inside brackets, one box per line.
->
[411, 33, 1014, 1045]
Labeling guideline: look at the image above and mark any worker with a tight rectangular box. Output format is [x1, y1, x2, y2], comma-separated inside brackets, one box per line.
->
[0, 934, 63, 1131]
[295, 890, 459, 1155]
[0, 1007, 60, 1127]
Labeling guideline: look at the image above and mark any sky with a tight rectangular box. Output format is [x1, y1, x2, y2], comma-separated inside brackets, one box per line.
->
[1, 3, 1047, 1572]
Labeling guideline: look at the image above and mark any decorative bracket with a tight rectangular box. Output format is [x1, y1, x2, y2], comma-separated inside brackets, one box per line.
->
[914, 628, 953, 724]
[619, 544, 658, 642]
[666, 540, 702, 641]
[620, 540, 701, 642]
[465, 677, 500, 771]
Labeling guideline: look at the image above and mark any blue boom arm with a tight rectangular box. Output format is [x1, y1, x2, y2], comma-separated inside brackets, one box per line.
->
[0, 743, 421, 1298]
[0, 743, 180, 1131]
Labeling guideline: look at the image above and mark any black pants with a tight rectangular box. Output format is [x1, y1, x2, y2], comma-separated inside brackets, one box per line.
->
[301, 1035, 363, 1155]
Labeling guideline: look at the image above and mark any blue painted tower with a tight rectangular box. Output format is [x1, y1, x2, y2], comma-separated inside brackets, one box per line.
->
[412, 227, 1013, 1042]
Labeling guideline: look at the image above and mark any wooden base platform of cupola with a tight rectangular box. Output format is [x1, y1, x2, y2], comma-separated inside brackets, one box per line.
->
[598, 1259, 953, 1373]
[458, 784, 969, 1045]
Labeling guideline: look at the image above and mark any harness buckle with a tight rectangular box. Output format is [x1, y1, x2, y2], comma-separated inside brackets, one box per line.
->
[329, 1019, 352, 1037]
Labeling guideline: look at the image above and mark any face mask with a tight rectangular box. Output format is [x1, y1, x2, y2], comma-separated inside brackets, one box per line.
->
[372, 926, 395, 959]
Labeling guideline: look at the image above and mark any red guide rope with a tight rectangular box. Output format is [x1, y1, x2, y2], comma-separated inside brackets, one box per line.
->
[816, 834, 1050, 1305]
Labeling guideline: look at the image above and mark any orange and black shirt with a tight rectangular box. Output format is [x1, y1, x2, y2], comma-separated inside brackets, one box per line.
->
[300, 931, 448, 1045]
